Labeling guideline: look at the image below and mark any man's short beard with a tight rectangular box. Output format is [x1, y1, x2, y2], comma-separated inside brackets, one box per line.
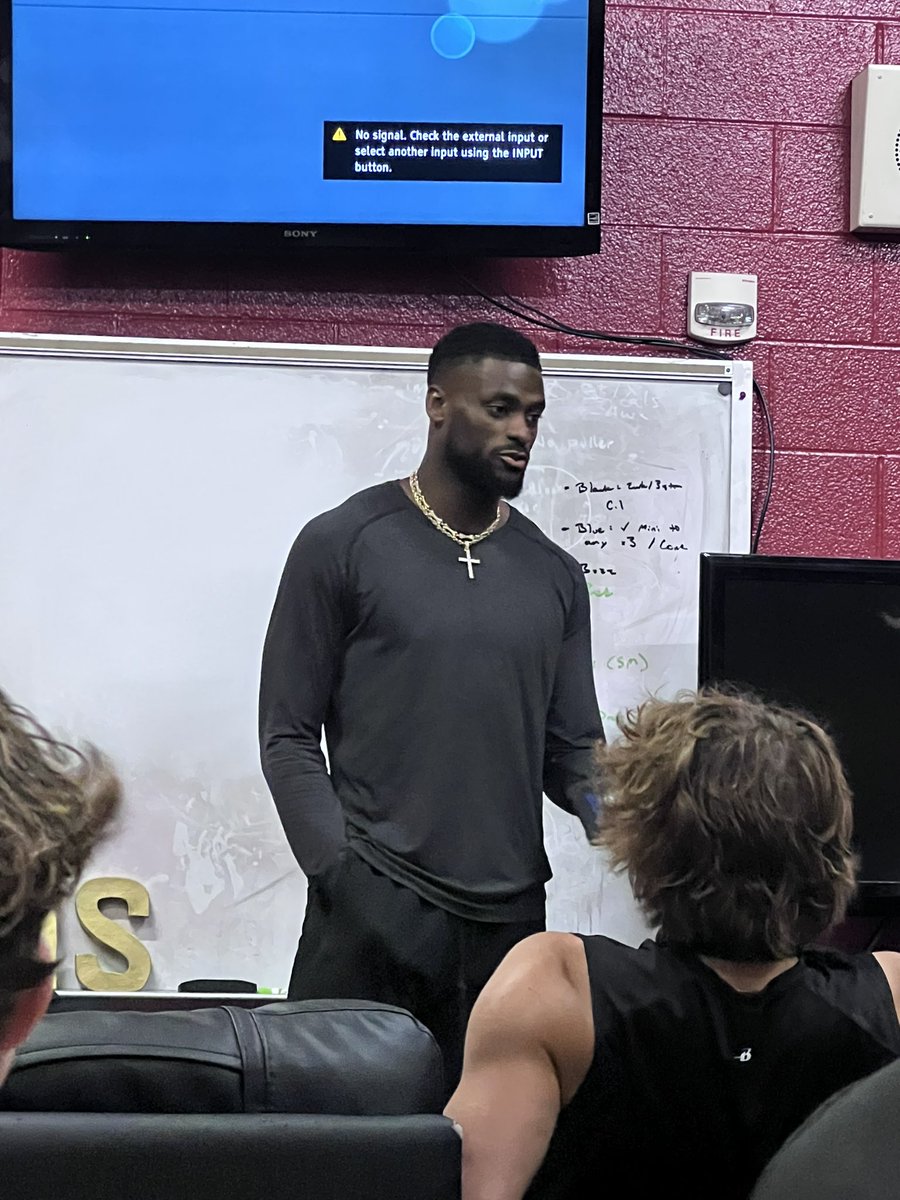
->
[444, 441, 525, 500]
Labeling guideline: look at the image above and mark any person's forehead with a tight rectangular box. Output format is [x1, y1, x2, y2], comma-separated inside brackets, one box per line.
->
[451, 356, 544, 401]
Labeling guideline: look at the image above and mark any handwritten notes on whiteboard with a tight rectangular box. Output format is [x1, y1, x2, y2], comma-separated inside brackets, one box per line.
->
[518, 371, 750, 938]
[571, 479, 687, 591]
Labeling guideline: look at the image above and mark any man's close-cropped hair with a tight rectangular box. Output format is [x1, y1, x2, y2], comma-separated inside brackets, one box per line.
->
[596, 689, 857, 962]
[0, 689, 121, 1013]
[427, 322, 541, 385]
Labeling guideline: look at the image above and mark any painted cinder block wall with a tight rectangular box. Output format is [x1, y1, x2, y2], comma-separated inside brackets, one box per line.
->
[2, 0, 900, 557]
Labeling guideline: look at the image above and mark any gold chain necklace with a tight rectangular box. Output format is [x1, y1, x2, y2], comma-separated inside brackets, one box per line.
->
[409, 471, 502, 580]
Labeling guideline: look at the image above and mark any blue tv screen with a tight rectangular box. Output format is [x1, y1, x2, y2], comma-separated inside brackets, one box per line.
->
[0, 0, 604, 254]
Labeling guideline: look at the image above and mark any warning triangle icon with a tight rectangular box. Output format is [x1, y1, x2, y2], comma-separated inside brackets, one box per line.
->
[332, 127, 347, 142]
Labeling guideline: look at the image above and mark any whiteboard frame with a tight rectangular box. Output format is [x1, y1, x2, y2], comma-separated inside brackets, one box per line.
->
[0, 332, 754, 974]
[0, 332, 753, 553]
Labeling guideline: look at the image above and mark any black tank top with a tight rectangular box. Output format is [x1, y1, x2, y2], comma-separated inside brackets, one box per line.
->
[526, 937, 900, 1200]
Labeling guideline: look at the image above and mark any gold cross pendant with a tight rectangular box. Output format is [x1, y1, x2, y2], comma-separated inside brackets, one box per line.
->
[458, 543, 481, 580]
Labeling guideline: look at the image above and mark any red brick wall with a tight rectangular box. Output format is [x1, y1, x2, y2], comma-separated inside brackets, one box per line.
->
[2, 0, 899, 557]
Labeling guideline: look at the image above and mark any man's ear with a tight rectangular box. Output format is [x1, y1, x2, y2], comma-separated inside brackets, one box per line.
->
[425, 385, 448, 427]
[0, 975, 53, 1053]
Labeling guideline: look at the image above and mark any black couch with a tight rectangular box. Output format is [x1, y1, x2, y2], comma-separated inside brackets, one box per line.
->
[0, 999, 461, 1200]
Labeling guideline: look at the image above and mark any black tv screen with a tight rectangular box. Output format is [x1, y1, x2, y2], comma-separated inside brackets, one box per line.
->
[0, 0, 603, 255]
[699, 554, 900, 896]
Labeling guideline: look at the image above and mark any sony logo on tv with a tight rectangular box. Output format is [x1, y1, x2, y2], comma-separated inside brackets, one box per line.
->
[282, 228, 319, 238]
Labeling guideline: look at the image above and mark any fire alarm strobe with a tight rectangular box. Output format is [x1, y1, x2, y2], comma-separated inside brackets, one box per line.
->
[850, 65, 900, 233]
[688, 272, 758, 345]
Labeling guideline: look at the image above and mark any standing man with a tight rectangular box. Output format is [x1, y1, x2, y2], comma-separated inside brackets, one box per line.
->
[259, 322, 603, 1085]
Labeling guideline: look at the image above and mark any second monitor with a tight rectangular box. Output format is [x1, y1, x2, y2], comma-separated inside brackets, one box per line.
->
[699, 553, 900, 901]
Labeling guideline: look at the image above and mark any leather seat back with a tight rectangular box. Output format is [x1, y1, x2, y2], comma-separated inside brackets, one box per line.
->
[0, 999, 445, 1114]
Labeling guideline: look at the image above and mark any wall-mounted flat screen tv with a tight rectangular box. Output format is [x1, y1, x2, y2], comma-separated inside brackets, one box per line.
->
[0, 0, 603, 256]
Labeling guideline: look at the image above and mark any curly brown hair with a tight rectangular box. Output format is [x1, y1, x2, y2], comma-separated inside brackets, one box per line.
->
[0, 690, 121, 1014]
[596, 689, 857, 962]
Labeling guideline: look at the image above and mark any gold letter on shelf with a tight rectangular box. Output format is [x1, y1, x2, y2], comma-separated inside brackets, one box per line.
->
[74, 877, 153, 991]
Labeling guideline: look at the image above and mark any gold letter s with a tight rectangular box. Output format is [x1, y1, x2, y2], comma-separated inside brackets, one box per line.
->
[74, 877, 153, 992]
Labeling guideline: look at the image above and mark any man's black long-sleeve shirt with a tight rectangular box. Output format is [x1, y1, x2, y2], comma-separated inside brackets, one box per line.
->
[259, 481, 603, 922]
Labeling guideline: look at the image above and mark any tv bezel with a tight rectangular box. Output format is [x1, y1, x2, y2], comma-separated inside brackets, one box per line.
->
[0, 0, 604, 257]
[699, 552, 900, 905]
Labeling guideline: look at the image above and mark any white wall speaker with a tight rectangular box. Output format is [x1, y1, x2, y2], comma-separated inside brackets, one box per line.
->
[850, 64, 900, 233]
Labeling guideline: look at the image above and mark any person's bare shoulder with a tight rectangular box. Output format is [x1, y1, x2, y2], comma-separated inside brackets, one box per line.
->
[873, 951, 900, 1022]
[473, 931, 588, 1014]
[444, 934, 594, 1200]
[467, 931, 594, 1103]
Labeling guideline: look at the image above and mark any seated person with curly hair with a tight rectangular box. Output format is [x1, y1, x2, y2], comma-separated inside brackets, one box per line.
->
[0, 689, 120, 1086]
[446, 690, 900, 1200]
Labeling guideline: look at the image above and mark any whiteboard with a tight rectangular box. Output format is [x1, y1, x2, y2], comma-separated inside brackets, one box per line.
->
[0, 334, 752, 989]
